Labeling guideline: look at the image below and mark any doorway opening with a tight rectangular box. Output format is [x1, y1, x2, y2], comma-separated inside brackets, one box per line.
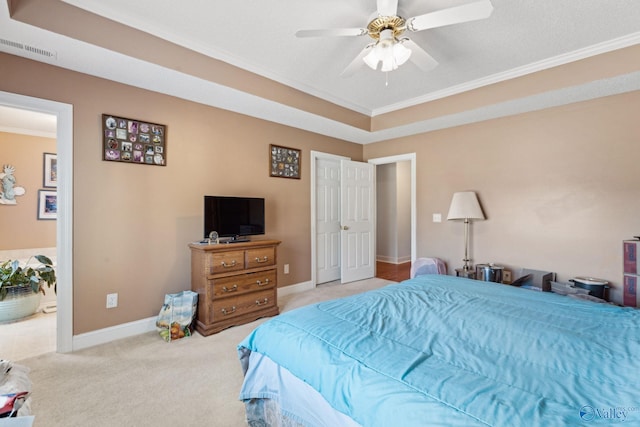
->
[0, 90, 73, 353]
[375, 160, 412, 283]
[369, 154, 416, 284]
[0, 106, 57, 359]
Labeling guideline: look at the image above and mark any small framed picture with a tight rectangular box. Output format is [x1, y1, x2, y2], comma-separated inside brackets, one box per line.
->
[43, 153, 57, 188]
[37, 190, 57, 220]
[270, 144, 301, 179]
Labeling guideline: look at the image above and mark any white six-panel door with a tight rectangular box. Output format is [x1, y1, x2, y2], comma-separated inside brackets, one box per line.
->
[316, 158, 341, 284]
[340, 160, 375, 283]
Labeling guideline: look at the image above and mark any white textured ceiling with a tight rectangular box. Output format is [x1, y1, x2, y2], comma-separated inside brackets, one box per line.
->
[60, 0, 640, 114]
[0, 106, 56, 138]
[1, 0, 639, 142]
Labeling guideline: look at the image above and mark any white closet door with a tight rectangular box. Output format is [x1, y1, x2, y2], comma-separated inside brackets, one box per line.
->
[340, 160, 375, 284]
[316, 158, 341, 284]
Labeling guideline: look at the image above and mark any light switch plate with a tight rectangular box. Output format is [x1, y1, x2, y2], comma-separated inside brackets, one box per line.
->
[433, 213, 442, 223]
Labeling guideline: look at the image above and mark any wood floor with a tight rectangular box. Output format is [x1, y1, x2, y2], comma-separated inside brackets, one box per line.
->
[376, 261, 411, 282]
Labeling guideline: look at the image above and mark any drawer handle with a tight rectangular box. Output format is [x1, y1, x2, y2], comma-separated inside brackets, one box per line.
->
[256, 279, 270, 287]
[221, 306, 236, 315]
[255, 256, 269, 263]
[221, 260, 237, 268]
[255, 298, 269, 306]
[222, 285, 238, 293]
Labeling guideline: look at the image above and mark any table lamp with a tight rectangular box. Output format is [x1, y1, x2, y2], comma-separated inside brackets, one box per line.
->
[447, 191, 485, 272]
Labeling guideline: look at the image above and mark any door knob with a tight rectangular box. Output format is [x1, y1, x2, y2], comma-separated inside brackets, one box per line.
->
[342, 225, 349, 230]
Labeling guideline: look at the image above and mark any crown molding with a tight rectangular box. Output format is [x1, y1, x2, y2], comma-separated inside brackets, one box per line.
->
[372, 32, 640, 116]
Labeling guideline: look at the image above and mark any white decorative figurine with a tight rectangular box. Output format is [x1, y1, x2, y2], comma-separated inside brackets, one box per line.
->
[0, 165, 26, 205]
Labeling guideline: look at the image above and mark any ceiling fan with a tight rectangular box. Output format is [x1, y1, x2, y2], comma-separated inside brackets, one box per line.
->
[295, 0, 494, 76]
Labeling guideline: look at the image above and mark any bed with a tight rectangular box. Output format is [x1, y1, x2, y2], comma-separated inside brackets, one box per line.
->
[238, 275, 640, 426]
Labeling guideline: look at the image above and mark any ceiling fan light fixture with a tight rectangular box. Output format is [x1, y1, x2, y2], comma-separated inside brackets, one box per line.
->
[363, 29, 411, 72]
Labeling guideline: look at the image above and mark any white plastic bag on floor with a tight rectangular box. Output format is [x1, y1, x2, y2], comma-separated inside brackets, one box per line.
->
[156, 290, 198, 342]
[0, 362, 32, 417]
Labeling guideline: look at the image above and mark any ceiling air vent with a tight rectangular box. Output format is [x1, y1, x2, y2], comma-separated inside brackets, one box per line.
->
[0, 38, 57, 59]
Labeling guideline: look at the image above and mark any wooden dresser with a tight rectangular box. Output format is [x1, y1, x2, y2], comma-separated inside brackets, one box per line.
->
[189, 239, 281, 336]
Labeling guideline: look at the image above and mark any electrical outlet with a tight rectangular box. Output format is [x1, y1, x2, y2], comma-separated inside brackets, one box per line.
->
[284, 264, 290, 274]
[433, 213, 442, 223]
[106, 293, 118, 309]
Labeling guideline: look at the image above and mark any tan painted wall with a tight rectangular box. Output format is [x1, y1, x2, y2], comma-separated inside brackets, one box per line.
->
[1, 53, 362, 334]
[0, 132, 56, 250]
[365, 91, 640, 304]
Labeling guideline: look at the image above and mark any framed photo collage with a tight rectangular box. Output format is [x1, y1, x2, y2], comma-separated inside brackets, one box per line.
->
[102, 114, 167, 166]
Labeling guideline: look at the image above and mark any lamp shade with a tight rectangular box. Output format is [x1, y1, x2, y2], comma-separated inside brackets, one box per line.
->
[447, 191, 485, 220]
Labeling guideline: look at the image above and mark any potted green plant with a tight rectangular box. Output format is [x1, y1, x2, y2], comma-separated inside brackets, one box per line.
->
[0, 255, 56, 322]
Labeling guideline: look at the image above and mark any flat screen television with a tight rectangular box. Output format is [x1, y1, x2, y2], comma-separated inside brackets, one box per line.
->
[204, 196, 265, 242]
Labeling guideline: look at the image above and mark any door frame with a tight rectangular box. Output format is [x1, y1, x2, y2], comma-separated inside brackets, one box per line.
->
[310, 151, 416, 286]
[368, 153, 417, 266]
[0, 91, 73, 353]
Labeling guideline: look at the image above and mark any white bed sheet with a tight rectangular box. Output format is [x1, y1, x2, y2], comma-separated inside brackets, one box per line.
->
[240, 350, 361, 427]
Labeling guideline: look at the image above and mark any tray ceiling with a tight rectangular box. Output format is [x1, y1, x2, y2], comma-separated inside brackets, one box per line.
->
[1, 0, 639, 143]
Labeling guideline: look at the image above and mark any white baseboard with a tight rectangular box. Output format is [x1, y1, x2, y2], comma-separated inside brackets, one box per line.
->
[376, 256, 411, 264]
[70, 280, 314, 352]
[72, 316, 157, 351]
[277, 280, 314, 297]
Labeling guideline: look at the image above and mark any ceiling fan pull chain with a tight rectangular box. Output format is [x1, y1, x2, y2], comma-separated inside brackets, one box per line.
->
[385, 72, 389, 87]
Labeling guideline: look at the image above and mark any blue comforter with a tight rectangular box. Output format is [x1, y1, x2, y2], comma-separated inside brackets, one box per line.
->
[238, 275, 640, 426]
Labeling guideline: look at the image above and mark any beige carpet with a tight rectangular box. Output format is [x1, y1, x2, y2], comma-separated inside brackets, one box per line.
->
[19, 277, 392, 426]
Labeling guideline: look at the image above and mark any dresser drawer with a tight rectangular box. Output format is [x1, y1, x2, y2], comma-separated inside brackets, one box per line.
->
[211, 288, 276, 321]
[246, 247, 276, 269]
[210, 271, 276, 298]
[209, 250, 245, 274]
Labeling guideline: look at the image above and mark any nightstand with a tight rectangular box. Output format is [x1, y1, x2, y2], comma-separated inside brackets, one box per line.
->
[455, 268, 476, 279]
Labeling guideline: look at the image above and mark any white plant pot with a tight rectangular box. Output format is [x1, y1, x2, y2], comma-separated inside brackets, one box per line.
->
[0, 286, 42, 323]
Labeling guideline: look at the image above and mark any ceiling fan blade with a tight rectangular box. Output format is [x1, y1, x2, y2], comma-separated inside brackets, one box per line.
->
[402, 39, 438, 71]
[406, 0, 494, 32]
[295, 28, 368, 38]
[340, 44, 375, 77]
[377, 0, 398, 16]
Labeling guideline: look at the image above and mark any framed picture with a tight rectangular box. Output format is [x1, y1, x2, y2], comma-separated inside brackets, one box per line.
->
[270, 144, 301, 179]
[102, 114, 167, 166]
[43, 152, 57, 188]
[37, 190, 57, 220]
